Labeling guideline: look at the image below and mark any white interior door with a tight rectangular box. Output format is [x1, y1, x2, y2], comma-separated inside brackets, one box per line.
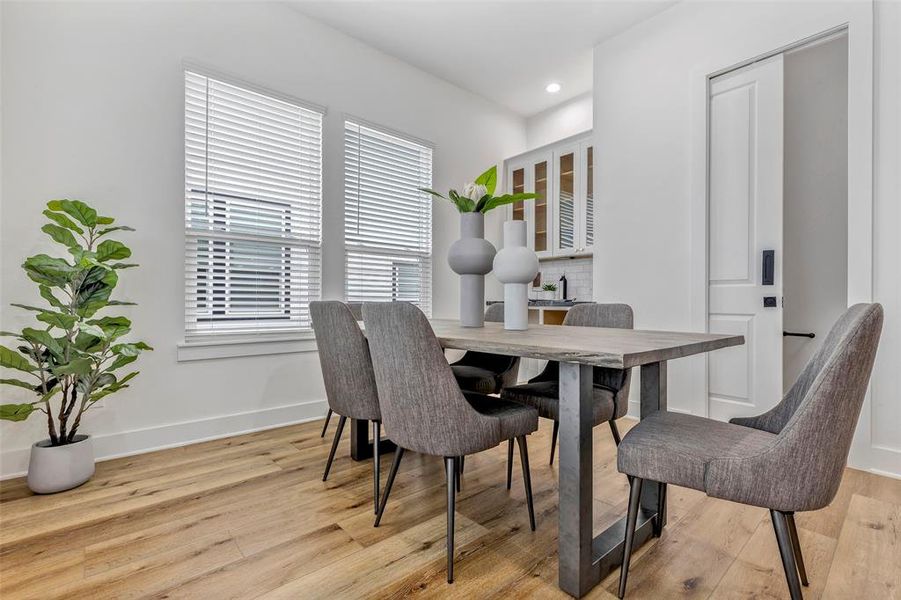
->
[707, 55, 784, 421]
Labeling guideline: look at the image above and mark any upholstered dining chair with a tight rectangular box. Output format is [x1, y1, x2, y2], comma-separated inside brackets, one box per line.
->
[501, 303, 633, 470]
[310, 301, 383, 513]
[363, 301, 539, 583]
[319, 302, 365, 439]
[616, 303, 884, 600]
[450, 303, 520, 395]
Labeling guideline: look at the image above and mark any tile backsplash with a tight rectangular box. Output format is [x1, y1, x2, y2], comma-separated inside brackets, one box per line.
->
[536, 256, 593, 301]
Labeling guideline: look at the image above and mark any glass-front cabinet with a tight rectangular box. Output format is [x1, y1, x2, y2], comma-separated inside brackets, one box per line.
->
[505, 132, 593, 258]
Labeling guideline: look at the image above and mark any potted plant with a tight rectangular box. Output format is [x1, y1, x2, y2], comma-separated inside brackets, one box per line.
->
[422, 166, 537, 327]
[0, 200, 151, 494]
[540, 283, 558, 301]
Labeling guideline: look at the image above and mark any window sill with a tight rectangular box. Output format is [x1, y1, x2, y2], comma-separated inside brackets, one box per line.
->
[177, 332, 318, 362]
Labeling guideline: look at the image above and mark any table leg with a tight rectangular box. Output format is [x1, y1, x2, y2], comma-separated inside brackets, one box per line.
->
[350, 418, 396, 461]
[558, 362, 595, 597]
[556, 360, 669, 598]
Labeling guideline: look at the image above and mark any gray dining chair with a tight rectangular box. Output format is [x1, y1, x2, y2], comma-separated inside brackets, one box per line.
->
[310, 301, 383, 513]
[319, 302, 365, 439]
[616, 303, 884, 600]
[501, 303, 633, 471]
[363, 301, 539, 583]
[450, 303, 520, 395]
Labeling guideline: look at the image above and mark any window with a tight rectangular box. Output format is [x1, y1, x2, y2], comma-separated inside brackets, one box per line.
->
[184, 70, 323, 337]
[344, 120, 433, 314]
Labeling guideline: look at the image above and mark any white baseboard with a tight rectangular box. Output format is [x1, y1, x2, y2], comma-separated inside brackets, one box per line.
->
[0, 399, 328, 480]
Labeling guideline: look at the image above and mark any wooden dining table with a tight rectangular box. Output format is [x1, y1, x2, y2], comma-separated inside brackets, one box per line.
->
[350, 318, 744, 598]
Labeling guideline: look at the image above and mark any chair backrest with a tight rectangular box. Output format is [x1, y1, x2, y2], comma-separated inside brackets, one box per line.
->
[310, 301, 380, 421]
[345, 302, 364, 321]
[534, 303, 635, 418]
[456, 303, 519, 385]
[485, 302, 505, 322]
[362, 302, 501, 456]
[709, 303, 884, 511]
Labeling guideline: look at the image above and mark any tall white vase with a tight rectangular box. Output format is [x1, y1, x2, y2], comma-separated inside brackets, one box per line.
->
[448, 212, 496, 327]
[493, 221, 539, 330]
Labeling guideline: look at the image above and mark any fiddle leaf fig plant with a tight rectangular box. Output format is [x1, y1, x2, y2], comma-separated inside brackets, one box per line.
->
[0, 200, 151, 444]
[421, 165, 539, 214]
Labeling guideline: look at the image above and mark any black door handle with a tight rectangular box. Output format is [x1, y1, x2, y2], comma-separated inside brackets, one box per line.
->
[762, 250, 775, 285]
[783, 331, 815, 338]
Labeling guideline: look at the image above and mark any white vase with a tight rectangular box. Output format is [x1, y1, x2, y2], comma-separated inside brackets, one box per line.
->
[27, 434, 95, 494]
[493, 221, 539, 330]
[447, 212, 496, 327]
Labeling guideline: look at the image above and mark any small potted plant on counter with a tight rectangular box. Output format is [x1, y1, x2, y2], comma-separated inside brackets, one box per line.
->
[0, 200, 151, 494]
[540, 283, 558, 301]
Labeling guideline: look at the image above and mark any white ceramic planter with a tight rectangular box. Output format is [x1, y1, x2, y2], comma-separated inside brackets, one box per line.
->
[447, 212, 496, 327]
[27, 434, 95, 494]
[493, 221, 539, 330]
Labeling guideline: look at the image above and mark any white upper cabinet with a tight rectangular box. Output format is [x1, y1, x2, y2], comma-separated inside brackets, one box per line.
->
[505, 132, 593, 258]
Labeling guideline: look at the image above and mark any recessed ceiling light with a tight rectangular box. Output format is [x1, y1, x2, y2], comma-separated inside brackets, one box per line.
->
[545, 82, 561, 93]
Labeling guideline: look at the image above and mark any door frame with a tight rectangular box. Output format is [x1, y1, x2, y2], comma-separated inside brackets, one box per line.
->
[688, 4, 874, 418]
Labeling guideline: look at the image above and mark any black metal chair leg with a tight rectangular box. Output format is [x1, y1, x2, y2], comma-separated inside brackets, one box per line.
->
[549, 420, 559, 465]
[374, 446, 405, 527]
[322, 415, 347, 481]
[459, 455, 465, 473]
[653, 483, 667, 537]
[455, 456, 461, 493]
[506, 439, 514, 490]
[372, 421, 381, 514]
[609, 418, 622, 445]
[618, 476, 643, 599]
[320, 408, 333, 438]
[785, 512, 809, 587]
[771, 510, 805, 600]
[516, 436, 536, 531]
[445, 457, 457, 584]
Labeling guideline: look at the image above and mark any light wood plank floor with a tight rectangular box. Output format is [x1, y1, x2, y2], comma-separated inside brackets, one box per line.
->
[1, 418, 899, 599]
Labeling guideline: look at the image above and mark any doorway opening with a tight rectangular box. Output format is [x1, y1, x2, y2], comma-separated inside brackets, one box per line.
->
[705, 31, 850, 420]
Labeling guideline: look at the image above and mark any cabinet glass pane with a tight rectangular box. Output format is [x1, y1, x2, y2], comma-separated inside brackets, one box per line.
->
[511, 168, 525, 221]
[534, 161, 548, 252]
[585, 146, 594, 247]
[558, 152, 575, 250]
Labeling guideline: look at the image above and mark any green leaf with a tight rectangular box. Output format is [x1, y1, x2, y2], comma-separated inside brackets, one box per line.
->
[110, 263, 139, 270]
[47, 199, 97, 227]
[41, 224, 80, 249]
[10, 303, 46, 313]
[0, 403, 35, 422]
[78, 323, 107, 339]
[111, 341, 151, 357]
[107, 300, 137, 306]
[0, 345, 35, 373]
[89, 316, 131, 340]
[96, 225, 135, 238]
[95, 240, 131, 262]
[96, 216, 115, 225]
[21, 328, 62, 356]
[72, 267, 118, 318]
[36, 311, 78, 330]
[51, 357, 93, 377]
[43, 209, 85, 234]
[0, 378, 38, 390]
[419, 188, 447, 200]
[0, 331, 23, 339]
[107, 354, 137, 371]
[22, 254, 76, 287]
[480, 192, 540, 214]
[39, 285, 66, 309]
[474, 165, 498, 196]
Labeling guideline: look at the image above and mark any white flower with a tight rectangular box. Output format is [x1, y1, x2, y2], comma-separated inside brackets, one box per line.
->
[462, 182, 488, 201]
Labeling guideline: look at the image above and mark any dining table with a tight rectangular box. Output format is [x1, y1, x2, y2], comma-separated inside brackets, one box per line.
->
[349, 318, 744, 598]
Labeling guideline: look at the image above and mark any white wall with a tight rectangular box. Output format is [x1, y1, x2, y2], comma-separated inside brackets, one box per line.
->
[783, 35, 849, 388]
[525, 92, 592, 150]
[0, 1, 526, 477]
[593, 0, 900, 476]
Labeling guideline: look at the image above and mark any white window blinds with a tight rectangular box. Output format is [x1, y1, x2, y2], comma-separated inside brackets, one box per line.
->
[344, 120, 433, 315]
[184, 70, 323, 336]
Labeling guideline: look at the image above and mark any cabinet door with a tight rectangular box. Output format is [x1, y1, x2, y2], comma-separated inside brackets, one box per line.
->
[580, 141, 594, 254]
[531, 154, 553, 257]
[553, 145, 580, 256]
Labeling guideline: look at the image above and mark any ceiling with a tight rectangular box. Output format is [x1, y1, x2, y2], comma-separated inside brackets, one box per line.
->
[287, 1, 675, 117]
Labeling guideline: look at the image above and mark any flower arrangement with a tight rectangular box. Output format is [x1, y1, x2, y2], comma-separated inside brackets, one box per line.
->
[421, 166, 538, 214]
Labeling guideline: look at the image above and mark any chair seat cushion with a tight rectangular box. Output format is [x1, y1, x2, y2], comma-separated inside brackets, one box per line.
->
[500, 381, 616, 425]
[452, 365, 501, 395]
[617, 411, 777, 492]
[463, 392, 538, 441]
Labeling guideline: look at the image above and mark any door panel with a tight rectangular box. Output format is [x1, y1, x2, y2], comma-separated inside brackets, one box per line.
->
[708, 55, 784, 420]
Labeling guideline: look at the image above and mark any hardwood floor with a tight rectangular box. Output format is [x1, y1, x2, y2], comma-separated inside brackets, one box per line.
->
[1, 418, 899, 599]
